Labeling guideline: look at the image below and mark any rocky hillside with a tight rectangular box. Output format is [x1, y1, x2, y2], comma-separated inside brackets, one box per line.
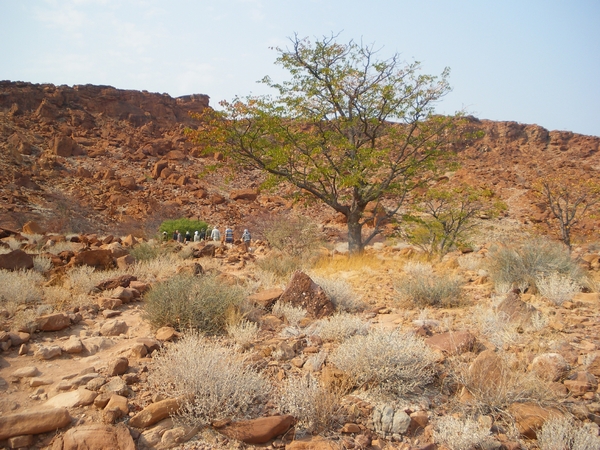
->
[1, 81, 600, 243]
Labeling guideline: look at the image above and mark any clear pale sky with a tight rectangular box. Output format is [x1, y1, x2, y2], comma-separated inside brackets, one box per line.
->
[1, 0, 598, 137]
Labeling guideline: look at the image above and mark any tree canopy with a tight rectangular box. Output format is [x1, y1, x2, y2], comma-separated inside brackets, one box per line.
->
[188, 33, 463, 253]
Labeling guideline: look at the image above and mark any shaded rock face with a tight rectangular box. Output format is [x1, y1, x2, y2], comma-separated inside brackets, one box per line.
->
[279, 271, 335, 319]
[496, 291, 538, 328]
[73, 249, 114, 269]
[0, 249, 34, 271]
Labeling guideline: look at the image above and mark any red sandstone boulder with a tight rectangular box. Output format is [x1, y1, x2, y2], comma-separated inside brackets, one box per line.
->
[279, 271, 335, 319]
[36, 313, 71, 331]
[0, 407, 72, 440]
[230, 188, 258, 201]
[0, 249, 34, 271]
[216, 415, 295, 444]
[52, 423, 135, 450]
[424, 331, 476, 355]
[128, 397, 183, 428]
[53, 135, 79, 157]
[72, 249, 114, 269]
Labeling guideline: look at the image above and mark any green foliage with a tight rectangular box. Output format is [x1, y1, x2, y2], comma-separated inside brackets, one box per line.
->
[486, 238, 583, 293]
[188, 33, 463, 253]
[129, 242, 163, 261]
[158, 218, 207, 237]
[402, 185, 497, 255]
[143, 275, 245, 333]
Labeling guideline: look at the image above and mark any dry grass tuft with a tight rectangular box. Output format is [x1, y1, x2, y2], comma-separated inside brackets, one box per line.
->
[276, 373, 343, 433]
[149, 331, 270, 426]
[307, 313, 370, 342]
[433, 415, 493, 450]
[395, 268, 463, 308]
[537, 417, 600, 450]
[329, 327, 437, 400]
[535, 272, 581, 305]
[310, 275, 365, 312]
[451, 350, 557, 416]
[486, 238, 583, 293]
[226, 319, 259, 351]
[0, 270, 44, 316]
[271, 301, 307, 327]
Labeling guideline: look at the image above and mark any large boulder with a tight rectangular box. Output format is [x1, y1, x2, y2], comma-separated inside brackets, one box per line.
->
[496, 291, 537, 328]
[72, 249, 114, 269]
[0, 407, 72, 440]
[424, 331, 476, 356]
[216, 415, 295, 444]
[0, 249, 34, 271]
[230, 188, 258, 201]
[279, 271, 335, 319]
[100, 319, 128, 336]
[51, 423, 135, 450]
[509, 402, 562, 439]
[36, 312, 71, 331]
[53, 135, 80, 157]
[45, 388, 97, 408]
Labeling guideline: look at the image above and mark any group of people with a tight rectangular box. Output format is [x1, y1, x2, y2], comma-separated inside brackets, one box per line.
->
[165, 226, 252, 250]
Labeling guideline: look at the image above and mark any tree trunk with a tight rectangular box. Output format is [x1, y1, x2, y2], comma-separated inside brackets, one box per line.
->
[347, 216, 364, 254]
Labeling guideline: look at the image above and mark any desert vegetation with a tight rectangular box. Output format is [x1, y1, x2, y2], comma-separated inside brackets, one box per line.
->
[2, 35, 600, 450]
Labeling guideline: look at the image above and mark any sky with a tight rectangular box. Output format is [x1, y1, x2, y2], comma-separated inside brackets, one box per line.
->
[1, 0, 599, 137]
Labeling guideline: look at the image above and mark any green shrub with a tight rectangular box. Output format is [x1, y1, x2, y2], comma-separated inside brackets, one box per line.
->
[486, 238, 583, 293]
[143, 274, 245, 333]
[329, 328, 437, 400]
[129, 242, 163, 261]
[159, 218, 208, 237]
[149, 331, 269, 426]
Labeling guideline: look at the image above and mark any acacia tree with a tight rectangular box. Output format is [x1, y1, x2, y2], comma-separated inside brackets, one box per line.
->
[536, 177, 600, 251]
[188, 34, 461, 253]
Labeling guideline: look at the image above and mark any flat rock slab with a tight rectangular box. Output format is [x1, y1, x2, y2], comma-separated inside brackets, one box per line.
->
[45, 388, 98, 408]
[52, 423, 135, 450]
[0, 407, 71, 440]
[247, 288, 284, 309]
[216, 415, 295, 444]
